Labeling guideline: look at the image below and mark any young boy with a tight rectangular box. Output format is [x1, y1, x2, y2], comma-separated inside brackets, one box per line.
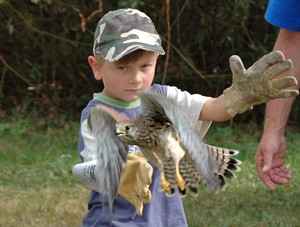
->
[75, 8, 298, 226]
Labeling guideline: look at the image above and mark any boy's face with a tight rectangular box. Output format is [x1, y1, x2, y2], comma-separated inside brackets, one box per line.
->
[98, 52, 158, 102]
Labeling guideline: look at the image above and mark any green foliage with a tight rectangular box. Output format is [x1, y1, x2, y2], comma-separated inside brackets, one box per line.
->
[1, 0, 297, 126]
[118, 0, 145, 8]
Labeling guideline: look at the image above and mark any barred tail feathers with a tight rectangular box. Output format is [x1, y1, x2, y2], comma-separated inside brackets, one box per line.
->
[205, 144, 242, 187]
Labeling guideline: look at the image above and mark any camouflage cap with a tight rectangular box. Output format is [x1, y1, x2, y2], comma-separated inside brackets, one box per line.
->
[93, 8, 165, 62]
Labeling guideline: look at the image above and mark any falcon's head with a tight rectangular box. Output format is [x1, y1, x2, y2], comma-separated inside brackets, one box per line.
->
[116, 120, 140, 145]
[116, 119, 158, 147]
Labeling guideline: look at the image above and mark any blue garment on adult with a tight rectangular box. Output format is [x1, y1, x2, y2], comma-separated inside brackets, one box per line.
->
[265, 0, 300, 31]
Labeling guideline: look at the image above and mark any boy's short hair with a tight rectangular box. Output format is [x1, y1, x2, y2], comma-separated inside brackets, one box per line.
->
[93, 8, 165, 62]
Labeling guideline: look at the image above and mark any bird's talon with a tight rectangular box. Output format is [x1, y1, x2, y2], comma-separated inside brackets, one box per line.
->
[177, 179, 185, 191]
[161, 179, 173, 194]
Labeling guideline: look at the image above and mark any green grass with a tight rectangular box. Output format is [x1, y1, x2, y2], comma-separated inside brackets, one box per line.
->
[0, 118, 299, 226]
[0, 119, 89, 226]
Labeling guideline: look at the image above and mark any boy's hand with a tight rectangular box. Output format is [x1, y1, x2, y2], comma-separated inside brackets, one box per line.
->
[72, 153, 153, 215]
[118, 153, 153, 216]
[223, 51, 299, 116]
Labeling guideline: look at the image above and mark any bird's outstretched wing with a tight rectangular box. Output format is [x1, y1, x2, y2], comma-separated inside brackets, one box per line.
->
[88, 105, 128, 212]
[139, 92, 220, 190]
[205, 144, 242, 187]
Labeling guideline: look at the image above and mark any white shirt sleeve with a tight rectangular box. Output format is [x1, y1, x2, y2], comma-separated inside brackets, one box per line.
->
[166, 86, 212, 138]
[80, 119, 98, 162]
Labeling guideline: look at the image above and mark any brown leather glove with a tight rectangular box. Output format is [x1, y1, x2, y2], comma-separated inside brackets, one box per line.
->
[72, 153, 153, 215]
[118, 153, 153, 215]
[224, 50, 299, 116]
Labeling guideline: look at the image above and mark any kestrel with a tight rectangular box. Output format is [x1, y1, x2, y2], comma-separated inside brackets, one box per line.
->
[88, 92, 241, 211]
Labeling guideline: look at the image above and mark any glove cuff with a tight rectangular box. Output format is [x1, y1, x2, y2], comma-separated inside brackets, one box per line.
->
[223, 86, 253, 117]
[72, 160, 100, 192]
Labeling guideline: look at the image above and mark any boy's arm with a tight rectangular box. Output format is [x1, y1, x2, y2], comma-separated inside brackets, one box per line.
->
[200, 95, 231, 121]
[73, 153, 152, 215]
[74, 105, 153, 215]
[200, 51, 299, 121]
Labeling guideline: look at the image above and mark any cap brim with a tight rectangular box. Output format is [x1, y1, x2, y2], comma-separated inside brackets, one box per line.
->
[98, 41, 165, 62]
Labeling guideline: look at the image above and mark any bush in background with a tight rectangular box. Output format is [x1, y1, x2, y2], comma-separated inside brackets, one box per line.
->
[2, 0, 298, 126]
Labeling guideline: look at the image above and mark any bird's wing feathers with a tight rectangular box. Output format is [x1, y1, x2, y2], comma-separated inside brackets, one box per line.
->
[205, 144, 242, 186]
[139, 92, 220, 190]
[86, 93, 240, 213]
[88, 105, 128, 212]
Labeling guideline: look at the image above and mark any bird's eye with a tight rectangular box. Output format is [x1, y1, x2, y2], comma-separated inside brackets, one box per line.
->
[125, 125, 130, 131]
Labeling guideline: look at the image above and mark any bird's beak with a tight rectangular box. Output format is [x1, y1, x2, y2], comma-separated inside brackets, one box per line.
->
[115, 128, 125, 137]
